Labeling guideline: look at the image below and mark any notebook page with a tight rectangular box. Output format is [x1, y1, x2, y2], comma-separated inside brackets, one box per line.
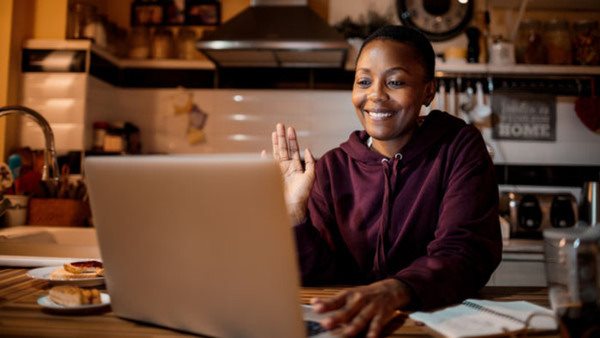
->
[467, 299, 557, 331]
[409, 299, 557, 338]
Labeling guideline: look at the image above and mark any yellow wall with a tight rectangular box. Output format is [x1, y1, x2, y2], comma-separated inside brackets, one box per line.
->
[0, 0, 68, 160]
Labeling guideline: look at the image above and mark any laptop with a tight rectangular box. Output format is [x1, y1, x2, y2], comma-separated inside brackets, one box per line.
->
[84, 154, 333, 338]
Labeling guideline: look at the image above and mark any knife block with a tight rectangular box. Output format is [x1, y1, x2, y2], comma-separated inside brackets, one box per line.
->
[27, 198, 91, 227]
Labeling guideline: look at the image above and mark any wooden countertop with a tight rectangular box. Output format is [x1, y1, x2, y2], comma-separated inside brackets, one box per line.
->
[0, 268, 559, 337]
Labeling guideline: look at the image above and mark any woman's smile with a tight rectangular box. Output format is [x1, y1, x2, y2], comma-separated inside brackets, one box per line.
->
[363, 108, 396, 121]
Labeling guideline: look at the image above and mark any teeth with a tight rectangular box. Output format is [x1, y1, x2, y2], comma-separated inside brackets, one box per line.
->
[366, 110, 393, 120]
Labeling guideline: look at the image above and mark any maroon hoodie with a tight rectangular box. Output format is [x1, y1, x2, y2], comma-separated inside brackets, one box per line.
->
[294, 111, 502, 310]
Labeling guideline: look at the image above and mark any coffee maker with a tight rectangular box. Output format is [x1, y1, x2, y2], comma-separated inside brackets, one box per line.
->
[499, 185, 581, 239]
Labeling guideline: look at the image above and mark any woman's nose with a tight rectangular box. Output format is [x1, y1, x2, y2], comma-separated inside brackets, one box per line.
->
[367, 83, 388, 102]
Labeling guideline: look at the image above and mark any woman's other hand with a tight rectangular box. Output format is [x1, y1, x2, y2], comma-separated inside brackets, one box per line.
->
[269, 123, 315, 224]
[311, 279, 411, 338]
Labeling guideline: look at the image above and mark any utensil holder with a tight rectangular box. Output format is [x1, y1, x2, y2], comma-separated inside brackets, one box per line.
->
[27, 198, 90, 227]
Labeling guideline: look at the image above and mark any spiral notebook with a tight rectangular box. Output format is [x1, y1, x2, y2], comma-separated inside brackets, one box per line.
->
[409, 299, 557, 338]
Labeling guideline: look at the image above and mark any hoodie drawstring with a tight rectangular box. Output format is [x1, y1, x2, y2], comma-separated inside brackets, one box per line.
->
[373, 153, 402, 277]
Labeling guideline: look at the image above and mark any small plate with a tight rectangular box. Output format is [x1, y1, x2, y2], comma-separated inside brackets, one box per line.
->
[27, 266, 105, 287]
[37, 293, 110, 311]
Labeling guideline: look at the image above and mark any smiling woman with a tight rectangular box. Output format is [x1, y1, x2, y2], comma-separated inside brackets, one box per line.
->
[269, 25, 502, 338]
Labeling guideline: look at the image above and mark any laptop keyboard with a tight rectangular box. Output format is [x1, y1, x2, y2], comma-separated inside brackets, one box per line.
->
[305, 320, 328, 337]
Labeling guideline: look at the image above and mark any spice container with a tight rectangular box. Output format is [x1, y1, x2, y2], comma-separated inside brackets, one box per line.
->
[176, 27, 199, 60]
[544, 19, 572, 65]
[151, 27, 174, 59]
[515, 19, 546, 64]
[67, 2, 94, 39]
[572, 20, 599, 65]
[128, 27, 151, 59]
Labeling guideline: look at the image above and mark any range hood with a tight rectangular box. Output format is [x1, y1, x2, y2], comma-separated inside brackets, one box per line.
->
[196, 0, 349, 68]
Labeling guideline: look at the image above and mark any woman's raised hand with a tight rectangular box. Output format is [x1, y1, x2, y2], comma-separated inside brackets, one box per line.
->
[269, 123, 315, 224]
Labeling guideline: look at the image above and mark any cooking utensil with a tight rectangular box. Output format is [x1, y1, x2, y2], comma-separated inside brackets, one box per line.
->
[471, 81, 492, 122]
[448, 81, 456, 116]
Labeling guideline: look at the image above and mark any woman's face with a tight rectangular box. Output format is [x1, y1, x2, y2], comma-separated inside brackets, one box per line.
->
[352, 39, 435, 148]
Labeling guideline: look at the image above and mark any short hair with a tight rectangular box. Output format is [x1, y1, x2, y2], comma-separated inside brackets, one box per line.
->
[357, 25, 436, 82]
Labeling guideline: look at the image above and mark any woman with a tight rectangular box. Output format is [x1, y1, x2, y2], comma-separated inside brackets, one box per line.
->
[270, 25, 501, 337]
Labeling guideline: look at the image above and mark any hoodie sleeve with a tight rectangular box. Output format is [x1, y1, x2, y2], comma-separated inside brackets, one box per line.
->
[394, 126, 502, 310]
[293, 159, 357, 285]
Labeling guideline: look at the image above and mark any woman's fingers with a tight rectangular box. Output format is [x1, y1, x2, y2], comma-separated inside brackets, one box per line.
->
[304, 148, 315, 177]
[366, 312, 387, 338]
[321, 292, 366, 330]
[276, 123, 290, 160]
[311, 291, 349, 313]
[343, 303, 377, 337]
[271, 131, 279, 160]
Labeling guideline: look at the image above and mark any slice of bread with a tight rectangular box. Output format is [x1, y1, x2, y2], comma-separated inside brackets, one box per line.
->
[50, 267, 100, 280]
[63, 260, 103, 274]
[48, 285, 101, 307]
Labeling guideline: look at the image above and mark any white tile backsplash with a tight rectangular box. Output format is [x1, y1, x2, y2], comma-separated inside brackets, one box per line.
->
[81, 79, 600, 165]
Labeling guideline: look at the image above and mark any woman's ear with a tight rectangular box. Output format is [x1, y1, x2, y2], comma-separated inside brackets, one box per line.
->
[423, 80, 436, 107]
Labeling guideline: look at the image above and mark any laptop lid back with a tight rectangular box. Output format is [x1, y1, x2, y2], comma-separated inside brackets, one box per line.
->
[85, 155, 305, 338]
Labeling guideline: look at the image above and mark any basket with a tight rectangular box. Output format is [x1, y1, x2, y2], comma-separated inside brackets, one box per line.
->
[27, 198, 90, 227]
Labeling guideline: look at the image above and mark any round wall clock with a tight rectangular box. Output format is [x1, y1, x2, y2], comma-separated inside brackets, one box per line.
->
[396, 0, 474, 41]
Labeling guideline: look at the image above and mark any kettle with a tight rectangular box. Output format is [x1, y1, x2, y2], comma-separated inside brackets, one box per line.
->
[580, 181, 599, 226]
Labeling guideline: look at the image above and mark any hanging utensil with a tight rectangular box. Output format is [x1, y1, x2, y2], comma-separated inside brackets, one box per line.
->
[471, 81, 492, 123]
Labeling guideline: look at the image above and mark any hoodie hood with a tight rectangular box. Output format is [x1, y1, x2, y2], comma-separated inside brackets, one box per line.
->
[340, 111, 467, 164]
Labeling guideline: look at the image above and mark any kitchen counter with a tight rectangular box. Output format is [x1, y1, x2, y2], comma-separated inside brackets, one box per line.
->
[0, 226, 99, 267]
[0, 267, 559, 337]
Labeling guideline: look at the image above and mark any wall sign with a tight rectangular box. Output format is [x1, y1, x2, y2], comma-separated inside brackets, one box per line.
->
[492, 92, 556, 141]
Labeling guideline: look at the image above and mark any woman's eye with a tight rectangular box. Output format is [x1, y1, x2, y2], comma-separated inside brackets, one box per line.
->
[356, 78, 371, 87]
[388, 80, 405, 87]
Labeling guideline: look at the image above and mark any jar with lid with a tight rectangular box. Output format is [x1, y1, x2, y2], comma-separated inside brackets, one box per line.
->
[151, 27, 175, 59]
[67, 2, 94, 39]
[572, 20, 599, 65]
[128, 26, 151, 59]
[544, 19, 572, 65]
[176, 27, 199, 60]
[515, 19, 546, 64]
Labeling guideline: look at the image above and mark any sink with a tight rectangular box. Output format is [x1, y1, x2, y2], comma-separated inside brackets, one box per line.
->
[0, 226, 100, 267]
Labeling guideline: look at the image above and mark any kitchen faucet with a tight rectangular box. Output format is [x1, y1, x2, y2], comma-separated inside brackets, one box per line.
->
[0, 105, 59, 184]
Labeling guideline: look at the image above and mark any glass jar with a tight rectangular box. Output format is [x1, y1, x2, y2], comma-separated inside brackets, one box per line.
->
[67, 2, 95, 39]
[176, 28, 199, 60]
[515, 19, 546, 64]
[128, 27, 151, 59]
[572, 20, 599, 65]
[151, 27, 174, 59]
[544, 19, 572, 65]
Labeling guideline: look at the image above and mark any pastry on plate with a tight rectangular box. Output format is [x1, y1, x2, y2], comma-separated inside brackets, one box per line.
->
[48, 285, 101, 307]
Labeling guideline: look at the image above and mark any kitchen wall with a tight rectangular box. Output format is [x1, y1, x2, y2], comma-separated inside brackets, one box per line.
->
[86, 76, 600, 165]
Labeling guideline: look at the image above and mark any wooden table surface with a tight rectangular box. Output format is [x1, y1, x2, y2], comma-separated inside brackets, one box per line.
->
[0, 268, 560, 337]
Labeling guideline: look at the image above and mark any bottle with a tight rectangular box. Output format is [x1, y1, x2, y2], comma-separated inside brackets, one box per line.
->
[544, 19, 572, 65]
[515, 19, 546, 64]
[572, 20, 599, 65]
[151, 27, 174, 59]
[128, 26, 151, 59]
[176, 27, 199, 60]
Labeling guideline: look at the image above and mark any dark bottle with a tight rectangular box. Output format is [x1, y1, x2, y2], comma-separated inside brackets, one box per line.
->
[465, 27, 481, 63]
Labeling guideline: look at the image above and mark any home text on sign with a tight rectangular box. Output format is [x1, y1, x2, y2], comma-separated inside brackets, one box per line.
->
[492, 93, 556, 141]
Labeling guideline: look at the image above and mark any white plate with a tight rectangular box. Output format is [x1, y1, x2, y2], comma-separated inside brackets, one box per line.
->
[27, 266, 105, 287]
[37, 293, 110, 311]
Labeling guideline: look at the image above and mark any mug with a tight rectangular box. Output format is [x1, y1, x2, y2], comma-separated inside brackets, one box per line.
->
[4, 194, 29, 227]
[489, 40, 516, 66]
[543, 227, 600, 338]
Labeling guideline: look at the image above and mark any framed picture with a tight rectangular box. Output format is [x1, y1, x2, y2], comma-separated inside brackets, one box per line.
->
[185, 0, 221, 26]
